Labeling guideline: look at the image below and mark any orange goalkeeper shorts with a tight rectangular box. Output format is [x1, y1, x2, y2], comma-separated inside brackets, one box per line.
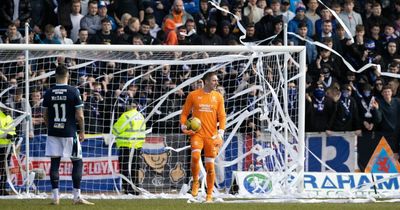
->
[190, 134, 222, 158]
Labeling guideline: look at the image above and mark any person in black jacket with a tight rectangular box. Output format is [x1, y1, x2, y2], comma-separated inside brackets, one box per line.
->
[328, 84, 362, 135]
[90, 18, 120, 44]
[0, 0, 31, 28]
[372, 85, 400, 158]
[305, 84, 336, 132]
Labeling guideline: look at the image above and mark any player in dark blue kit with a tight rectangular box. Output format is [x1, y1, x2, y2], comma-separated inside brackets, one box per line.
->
[43, 65, 94, 205]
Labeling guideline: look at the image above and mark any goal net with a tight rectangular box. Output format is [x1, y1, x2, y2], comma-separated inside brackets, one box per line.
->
[0, 44, 305, 198]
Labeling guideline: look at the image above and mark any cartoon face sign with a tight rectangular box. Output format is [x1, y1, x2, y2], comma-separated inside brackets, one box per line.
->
[141, 136, 169, 173]
[142, 152, 168, 173]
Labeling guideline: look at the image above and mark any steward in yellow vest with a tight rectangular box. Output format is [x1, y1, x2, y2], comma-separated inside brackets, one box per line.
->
[112, 100, 146, 149]
[0, 109, 16, 196]
[112, 100, 145, 195]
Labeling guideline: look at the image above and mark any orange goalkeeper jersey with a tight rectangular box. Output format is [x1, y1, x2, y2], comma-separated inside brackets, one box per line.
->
[180, 89, 227, 138]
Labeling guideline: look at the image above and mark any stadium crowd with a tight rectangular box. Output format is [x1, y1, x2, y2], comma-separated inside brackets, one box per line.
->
[0, 0, 400, 172]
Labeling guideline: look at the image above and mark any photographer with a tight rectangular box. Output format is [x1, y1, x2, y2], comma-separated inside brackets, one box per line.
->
[85, 82, 105, 133]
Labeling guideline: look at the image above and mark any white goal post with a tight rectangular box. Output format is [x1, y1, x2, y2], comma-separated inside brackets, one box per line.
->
[0, 44, 306, 198]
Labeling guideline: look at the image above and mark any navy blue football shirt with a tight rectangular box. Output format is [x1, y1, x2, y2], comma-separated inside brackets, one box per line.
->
[43, 84, 83, 137]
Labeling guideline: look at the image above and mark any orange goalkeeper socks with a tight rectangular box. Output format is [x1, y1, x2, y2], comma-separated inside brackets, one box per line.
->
[205, 162, 215, 195]
[191, 151, 201, 181]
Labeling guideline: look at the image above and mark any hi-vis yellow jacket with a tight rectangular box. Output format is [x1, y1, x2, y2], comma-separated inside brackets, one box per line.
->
[0, 110, 16, 145]
[112, 109, 146, 149]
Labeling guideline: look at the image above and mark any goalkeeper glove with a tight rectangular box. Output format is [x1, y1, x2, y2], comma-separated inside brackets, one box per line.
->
[181, 124, 195, 136]
[218, 129, 224, 140]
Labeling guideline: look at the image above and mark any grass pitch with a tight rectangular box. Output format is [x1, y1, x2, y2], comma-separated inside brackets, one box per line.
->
[0, 199, 398, 210]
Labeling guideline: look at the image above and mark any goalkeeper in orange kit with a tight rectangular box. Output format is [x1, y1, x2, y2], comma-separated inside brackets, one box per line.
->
[180, 71, 227, 202]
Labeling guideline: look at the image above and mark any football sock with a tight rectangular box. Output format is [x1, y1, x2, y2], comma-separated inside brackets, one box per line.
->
[191, 151, 201, 181]
[205, 162, 215, 195]
[71, 159, 83, 189]
[50, 157, 61, 189]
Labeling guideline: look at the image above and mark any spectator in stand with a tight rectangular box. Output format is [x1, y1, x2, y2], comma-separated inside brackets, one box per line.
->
[255, 12, 278, 45]
[305, 0, 320, 36]
[90, 18, 120, 44]
[309, 47, 338, 83]
[348, 25, 368, 68]
[98, 1, 117, 31]
[243, 23, 256, 42]
[177, 25, 190, 45]
[281, 0, 295, 23]
[372, 85, 400, 159]
[388, 78, 400, 98]
[75, 28, 89, 44]
[290, 22, 317, 65]
[146, 14, 161, 39]
[380, 24, 399, 48]
[336, 24, 354, 60]
[339, 0, 363, 38]
[315, 20, 342, 55]
[387, 62, 400, 75]
[119, 13, 132, 28]
[163, 18, 178, 45]
[185, 18, 202, 45]
[113, 0, 144, 23]
[56, 0, 74, 34]
[331, 2, 342, 15]
[42, 24, 62, 44]
[372, 77, 385, 98]
[139, 20, 160, 45]
[315, 7, 336, 41]
[209, 1, 230, 36]
[243, 0, 263, 24]
[80, 0, 102, 36]
[317, 64, 339, 90]
[2, 23, 23, 43]
[366, 23, 384, 53]
[355, 83, 377, 171]
[85, 82, 105, 133]
[305, 83, 335, 132]
[257, 0, 267, 11]
[30, 0, 56, 33]
[270, 0, 282, 17]
[382, 41, 400, 70]
[230, 3, 249, 38]
[328, 84, 362, 135]
[124, 17, 141, 41]
[360, 40, 382, 83]
[288, 5, 313, 38]
[200, 20, 222, 45]
[150, 0, 170, 26]
[365, 2, 388, 33]
[388, 0, 400, 23]
[164, 0, 194, 27]
[6, 88, 33, 138]
[70, 0, 84, 43]
[218, 20, 237, 45]
[0, 0, 31, 28]
[56, 26, 74, 44]
[31, 89, 46, 135]
[193, 0, 212, 35]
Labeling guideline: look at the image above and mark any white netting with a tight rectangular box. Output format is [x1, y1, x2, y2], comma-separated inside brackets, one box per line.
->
[0, 45, 305, 197]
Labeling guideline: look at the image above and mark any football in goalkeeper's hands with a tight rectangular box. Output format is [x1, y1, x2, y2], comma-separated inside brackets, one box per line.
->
[186, 117, 201, 132]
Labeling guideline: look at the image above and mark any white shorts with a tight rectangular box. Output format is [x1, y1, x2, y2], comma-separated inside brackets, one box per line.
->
[45, 135, 82, 159]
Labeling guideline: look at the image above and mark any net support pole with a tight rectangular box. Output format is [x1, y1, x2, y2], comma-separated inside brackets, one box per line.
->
[283, 22, 290, 191]
[24, 22, 31, 194]
[297, 48, 307, 193]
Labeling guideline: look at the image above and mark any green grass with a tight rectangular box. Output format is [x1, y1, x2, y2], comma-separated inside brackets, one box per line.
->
[0, 199, 398, 210]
